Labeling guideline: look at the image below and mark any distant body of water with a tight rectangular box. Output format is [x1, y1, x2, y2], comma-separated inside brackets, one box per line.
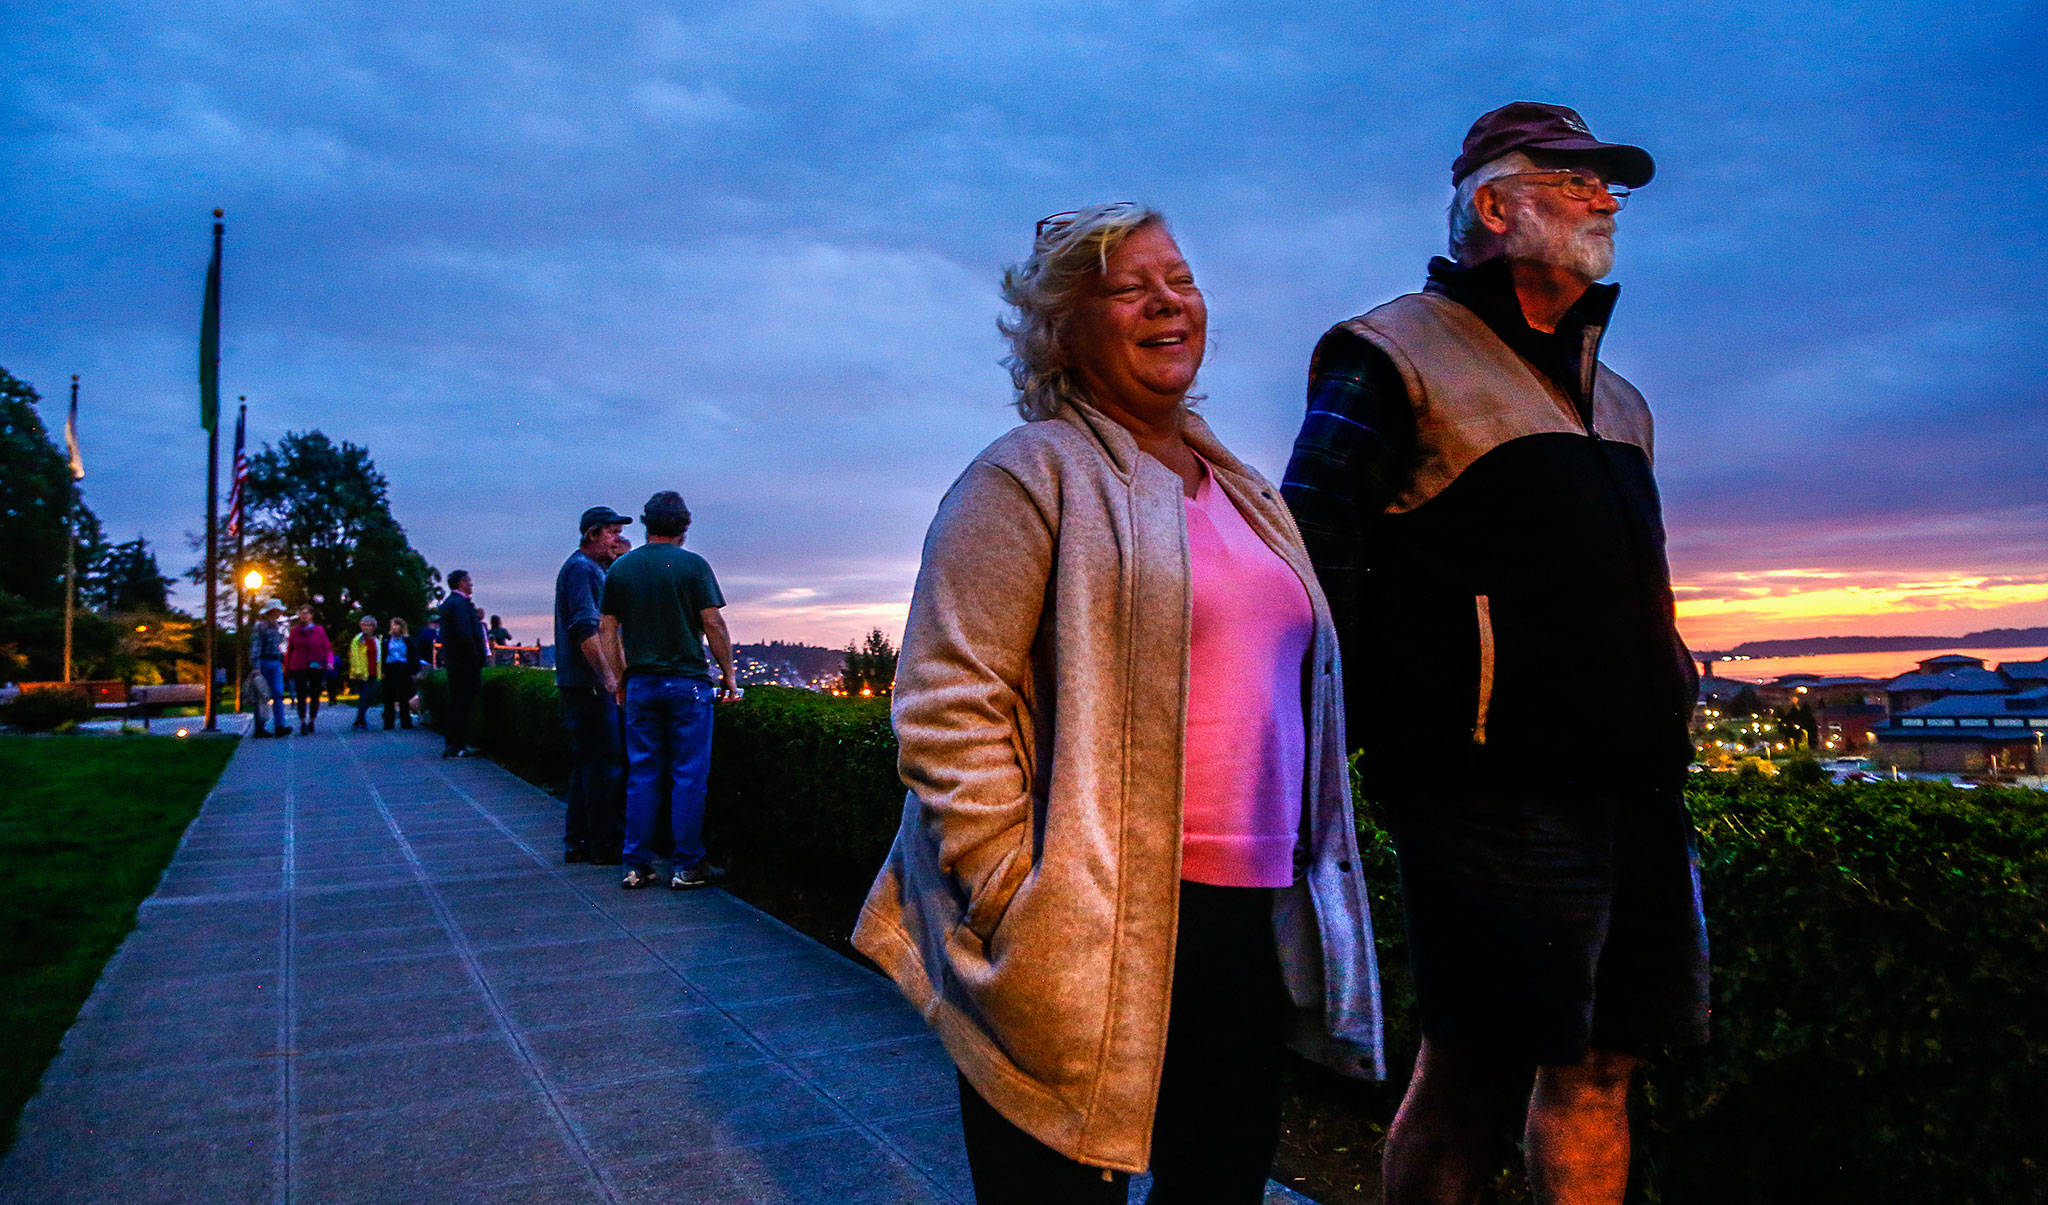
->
[1704, 646, 2048, 683]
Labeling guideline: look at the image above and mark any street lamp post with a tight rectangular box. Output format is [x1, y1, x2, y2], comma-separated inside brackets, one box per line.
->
[236, 568, 263, 713]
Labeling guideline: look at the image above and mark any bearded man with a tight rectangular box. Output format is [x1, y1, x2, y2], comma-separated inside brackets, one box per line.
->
[1282, 102, 1708, 1203]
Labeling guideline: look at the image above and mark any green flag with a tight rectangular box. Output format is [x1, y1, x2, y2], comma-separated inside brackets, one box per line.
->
[199, 215, 222, 433]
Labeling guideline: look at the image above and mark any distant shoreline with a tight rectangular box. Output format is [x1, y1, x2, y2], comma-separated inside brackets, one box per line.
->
[1698, 627, 2048, 660]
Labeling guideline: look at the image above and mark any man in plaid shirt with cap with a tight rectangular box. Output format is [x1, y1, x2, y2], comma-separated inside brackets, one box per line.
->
[1283, 102, 1709, 1202]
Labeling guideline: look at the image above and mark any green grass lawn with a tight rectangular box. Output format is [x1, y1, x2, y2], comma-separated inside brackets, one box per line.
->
[0, 733, 237, 1155]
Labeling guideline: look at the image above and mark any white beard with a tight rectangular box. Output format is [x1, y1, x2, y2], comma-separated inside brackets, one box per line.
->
[1506, 202, 1615, 282]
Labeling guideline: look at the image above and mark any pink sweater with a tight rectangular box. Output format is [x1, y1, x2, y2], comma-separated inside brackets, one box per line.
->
[1181, 462, 1313, 888]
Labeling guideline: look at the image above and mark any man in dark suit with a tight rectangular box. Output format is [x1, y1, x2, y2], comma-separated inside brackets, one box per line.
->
[438, 569, 488, 758]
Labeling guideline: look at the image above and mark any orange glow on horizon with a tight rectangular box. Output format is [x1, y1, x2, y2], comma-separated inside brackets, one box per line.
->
[1674, 569, 2048, 648]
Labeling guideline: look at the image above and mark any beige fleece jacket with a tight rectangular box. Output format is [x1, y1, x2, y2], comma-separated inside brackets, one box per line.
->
[852, 400, 1384, 1173]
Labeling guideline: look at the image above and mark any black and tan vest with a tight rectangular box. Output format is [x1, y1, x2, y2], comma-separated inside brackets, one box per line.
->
[1332, 290, 1696, 795]
[1339, 291, 1653, 513]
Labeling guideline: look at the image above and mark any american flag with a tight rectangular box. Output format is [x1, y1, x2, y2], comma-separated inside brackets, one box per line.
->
[226, 403, 247, 539]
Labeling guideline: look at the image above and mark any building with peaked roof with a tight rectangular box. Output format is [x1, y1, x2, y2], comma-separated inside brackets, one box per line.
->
[2001, 659, 2048, 688]
[1870, 687, 2048, 775]
[1886, 655, 2015, 713]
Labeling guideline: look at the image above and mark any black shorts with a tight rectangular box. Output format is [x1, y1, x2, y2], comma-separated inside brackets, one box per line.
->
[1385, 788, 1710, 1066]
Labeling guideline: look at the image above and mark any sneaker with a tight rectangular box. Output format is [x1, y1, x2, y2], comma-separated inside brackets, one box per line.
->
[621, 866, 661, 889]
[669, 863, 726, 890]
[249, 727, 269, 739]
[564, 845, 593, 864]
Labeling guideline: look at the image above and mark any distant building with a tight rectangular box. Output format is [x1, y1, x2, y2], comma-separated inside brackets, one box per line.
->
[1884, 655, 2012, 713]
[1870, 687, 2048, 775]
[1696, 676, 1756, 708]
[2002, 659, 2048, 690]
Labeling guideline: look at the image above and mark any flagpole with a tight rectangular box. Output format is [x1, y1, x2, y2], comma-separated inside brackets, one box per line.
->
[201, 210, 223, 732]
[62, 375, 79, 684]
[231, 398, 247, 713]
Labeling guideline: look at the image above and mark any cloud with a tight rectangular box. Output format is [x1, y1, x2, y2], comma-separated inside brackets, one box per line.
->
[4, 0, 2043, 654]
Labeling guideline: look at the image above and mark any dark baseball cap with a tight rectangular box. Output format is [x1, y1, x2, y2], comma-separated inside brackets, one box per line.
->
[641, 490, 691, 530]
[1452, 101, 1655, 188]
[579, 505, 632, 532]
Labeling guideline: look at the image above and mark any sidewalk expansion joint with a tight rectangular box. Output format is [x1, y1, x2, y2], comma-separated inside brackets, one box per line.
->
[426, 758, 963, 1202]
[340, 739, 624, 1204]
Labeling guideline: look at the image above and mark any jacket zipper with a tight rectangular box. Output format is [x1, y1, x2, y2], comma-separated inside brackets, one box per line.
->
[1472, 594, 1495, 745]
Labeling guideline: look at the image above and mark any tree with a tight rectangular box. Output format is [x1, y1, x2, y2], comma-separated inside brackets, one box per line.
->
[840, 628, 898, 696]
[1775, 702, 1817, 750]
[89, 537, 173, 613]
[0, 367, 76, 609]
[221, 430, 441, 639]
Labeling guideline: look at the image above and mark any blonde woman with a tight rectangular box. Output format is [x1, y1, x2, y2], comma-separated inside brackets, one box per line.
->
[855, 203, 1382, 1202]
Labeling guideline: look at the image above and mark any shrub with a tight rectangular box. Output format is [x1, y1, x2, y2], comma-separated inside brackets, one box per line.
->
[1779, 754, 1829, 787]
[3, 688, 95, 732]
[1639, 777, 2047, 1202]
[704, 685, 899, 880]
[415, 675, 901, 873]
[416, 668, 568, 788]
[407, 667, 2047, 1200]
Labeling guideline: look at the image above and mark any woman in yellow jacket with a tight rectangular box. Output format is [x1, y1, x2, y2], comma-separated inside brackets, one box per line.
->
[347, 614, 383, 731]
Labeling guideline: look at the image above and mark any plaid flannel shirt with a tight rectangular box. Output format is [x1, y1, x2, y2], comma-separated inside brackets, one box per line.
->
[1279, 327, 1416, 659]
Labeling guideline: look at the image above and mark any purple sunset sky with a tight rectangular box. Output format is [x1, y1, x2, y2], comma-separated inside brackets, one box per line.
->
[6, 0, 2043, 651]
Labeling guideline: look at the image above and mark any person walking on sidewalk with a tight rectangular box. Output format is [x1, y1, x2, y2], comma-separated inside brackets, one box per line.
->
[555, 504, 632, 864]
[439, 570, 488, 757]
[284, 605, 334, 735]
[347, 614, 383, 730]
[381, 618, 417, 730]
[248, 597, 291, 737]
[598, 490, 737, 890]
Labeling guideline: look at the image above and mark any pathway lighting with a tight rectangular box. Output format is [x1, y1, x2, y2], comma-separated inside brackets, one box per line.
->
[243, 568, 263, 591]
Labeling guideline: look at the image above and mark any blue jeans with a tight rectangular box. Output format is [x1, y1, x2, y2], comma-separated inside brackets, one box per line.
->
[621, 675, 715, 871]
[256, 659, 287, 728]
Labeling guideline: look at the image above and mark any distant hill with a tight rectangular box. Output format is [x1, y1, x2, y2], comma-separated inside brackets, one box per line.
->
[735, 641, 844, 678]
[1705, 627, 2048, 659]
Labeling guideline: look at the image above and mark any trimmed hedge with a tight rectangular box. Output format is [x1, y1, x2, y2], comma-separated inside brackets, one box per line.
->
[1639, 778, 2046, 1202]
[418, 670, 2046, 1201]
[1, 689, 95, 733]
[704, 686, 899, 879]
[417, 667, 569, 788]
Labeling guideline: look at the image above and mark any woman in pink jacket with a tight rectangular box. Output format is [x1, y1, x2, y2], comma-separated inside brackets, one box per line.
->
[283, 604, 335, 734]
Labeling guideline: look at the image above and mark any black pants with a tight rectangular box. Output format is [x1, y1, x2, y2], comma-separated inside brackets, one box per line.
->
[382, 665, 415, 728]
[292, 668, 326, 726]
[444, 662, 481, 752]
[561, 684, 624, 855]
[957, 881, 1291, 1204]
[351, 677, 378, 724]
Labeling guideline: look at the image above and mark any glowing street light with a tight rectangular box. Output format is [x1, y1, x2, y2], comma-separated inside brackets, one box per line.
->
[242, 568, 264, 591]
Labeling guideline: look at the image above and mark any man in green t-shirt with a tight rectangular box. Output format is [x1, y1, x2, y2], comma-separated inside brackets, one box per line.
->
[598, 490, 738, 889]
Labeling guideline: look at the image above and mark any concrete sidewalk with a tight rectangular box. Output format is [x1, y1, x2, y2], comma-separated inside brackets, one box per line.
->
[2, 723, 1313, 1203]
